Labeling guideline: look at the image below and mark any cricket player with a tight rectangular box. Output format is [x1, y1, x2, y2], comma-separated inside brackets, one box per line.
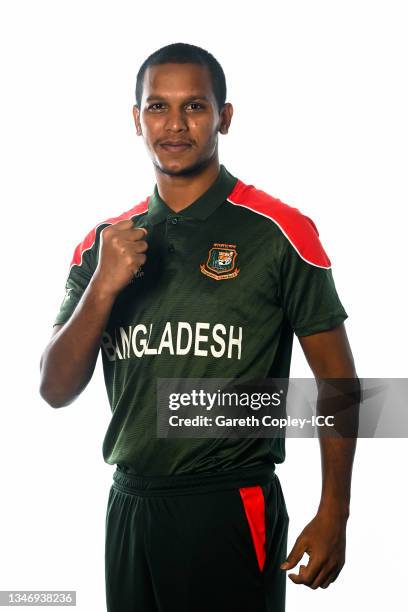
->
[39, 42, 358, 612]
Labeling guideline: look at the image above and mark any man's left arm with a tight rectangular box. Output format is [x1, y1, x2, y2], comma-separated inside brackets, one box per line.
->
[280, 323, 359, 589]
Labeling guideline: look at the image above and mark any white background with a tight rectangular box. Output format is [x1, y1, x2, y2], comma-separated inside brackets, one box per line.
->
[0, 0, 407, 610]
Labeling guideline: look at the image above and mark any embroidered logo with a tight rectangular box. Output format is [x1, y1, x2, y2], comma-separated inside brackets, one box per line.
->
[134, 266, 145, 279]
[200, 243, 240, 280]
[129, 266, 145, 284]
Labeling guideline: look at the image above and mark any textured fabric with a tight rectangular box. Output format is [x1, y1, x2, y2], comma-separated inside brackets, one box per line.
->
[105, 467, 289, 612]
[53, 165, 348, 475]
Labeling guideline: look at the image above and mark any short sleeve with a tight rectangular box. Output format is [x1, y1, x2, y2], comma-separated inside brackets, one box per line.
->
[53, 231, 99, 327]
[278, 235, 348, 337]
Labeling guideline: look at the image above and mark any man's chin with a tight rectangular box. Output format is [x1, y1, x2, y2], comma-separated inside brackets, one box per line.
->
[153, 157, 211, 178]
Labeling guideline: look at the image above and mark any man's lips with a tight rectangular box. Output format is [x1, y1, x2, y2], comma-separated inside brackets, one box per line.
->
[159, 141, 192, 152]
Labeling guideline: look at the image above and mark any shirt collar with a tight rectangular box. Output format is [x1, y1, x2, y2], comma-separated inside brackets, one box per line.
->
[147, 164, 238, 225]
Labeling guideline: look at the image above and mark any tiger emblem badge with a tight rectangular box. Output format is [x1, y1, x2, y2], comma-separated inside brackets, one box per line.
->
[200, 243, 240, 280]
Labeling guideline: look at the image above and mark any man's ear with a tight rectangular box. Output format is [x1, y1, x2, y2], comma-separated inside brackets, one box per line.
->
[219, 102, 233, 135]
[133, 105, 143, 136]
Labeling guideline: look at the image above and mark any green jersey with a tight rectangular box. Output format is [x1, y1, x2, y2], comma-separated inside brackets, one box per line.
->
[54, 164, 348, 476]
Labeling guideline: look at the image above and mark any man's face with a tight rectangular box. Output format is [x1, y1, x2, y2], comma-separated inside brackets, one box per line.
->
[133, 63, 232, 176]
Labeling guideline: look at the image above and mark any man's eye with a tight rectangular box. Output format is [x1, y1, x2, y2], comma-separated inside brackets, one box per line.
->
[186, 102, 204, 111]
[148, 103, 165, 111]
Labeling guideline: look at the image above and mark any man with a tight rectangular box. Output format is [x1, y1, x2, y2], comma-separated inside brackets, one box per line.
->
[39, 42, 358, 612]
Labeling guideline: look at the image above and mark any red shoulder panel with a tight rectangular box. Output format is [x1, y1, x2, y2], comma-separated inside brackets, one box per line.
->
[70, 198, 149, 269]
[227, 179, 331, 268]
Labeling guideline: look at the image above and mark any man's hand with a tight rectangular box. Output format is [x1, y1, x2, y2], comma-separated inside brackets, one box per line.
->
[93, 220, 148, 297]
[280, 509, 347, 589]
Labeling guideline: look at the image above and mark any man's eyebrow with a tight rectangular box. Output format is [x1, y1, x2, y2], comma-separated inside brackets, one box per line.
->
[145, 94, 210, 102]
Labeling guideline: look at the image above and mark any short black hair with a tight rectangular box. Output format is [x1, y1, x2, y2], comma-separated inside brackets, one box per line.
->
[135, 42, 227, 112]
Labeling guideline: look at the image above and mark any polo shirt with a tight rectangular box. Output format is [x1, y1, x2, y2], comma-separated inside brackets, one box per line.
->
[53, 164, 348, 476]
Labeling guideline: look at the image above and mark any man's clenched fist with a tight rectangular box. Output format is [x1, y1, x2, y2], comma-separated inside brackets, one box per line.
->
[92, 219, 148, 296]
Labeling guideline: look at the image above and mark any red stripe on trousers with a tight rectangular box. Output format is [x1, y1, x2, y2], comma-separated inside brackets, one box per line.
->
[239, 486, 266, 572]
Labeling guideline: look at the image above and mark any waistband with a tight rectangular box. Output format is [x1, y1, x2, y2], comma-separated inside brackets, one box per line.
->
[112, 463, 276, 497]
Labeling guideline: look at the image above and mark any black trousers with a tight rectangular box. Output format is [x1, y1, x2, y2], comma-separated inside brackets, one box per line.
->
[105, 465, 289, 612]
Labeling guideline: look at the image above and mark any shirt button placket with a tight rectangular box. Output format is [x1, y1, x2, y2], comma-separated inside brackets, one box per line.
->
[166, 216, 180, 272]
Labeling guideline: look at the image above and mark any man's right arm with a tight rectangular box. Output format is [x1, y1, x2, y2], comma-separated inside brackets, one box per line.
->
[39, 279, 118, 408]
[39, 220, 148, 408]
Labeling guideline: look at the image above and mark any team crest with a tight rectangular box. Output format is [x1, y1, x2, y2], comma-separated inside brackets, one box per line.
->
[200, 243, 240, 280]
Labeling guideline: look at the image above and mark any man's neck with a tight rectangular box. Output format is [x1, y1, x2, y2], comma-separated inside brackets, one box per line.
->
[154, 157, 221, 213]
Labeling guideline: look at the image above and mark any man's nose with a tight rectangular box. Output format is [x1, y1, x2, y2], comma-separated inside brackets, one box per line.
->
[165, 108, 188, 131]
